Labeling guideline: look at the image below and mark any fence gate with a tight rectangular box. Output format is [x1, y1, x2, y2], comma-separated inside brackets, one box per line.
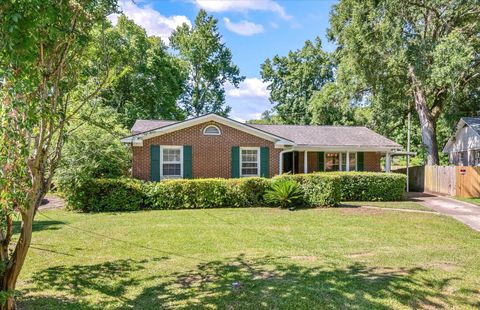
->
[456, 166, 480, 198]
[424, 166, 456, 196]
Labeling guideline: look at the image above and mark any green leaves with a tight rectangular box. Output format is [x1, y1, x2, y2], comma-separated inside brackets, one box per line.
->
[169, 9, 245, 117]
[260, 37, 333, 124]
[264, 179, 303, 209]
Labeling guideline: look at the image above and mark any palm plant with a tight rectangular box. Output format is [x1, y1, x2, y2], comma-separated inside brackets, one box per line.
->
[264, 179, 303, 209]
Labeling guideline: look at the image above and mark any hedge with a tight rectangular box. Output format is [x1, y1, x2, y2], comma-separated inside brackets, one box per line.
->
[336, 172, 406, 201]
[69, 178, 145, 212]
[66, 172, 406, 212]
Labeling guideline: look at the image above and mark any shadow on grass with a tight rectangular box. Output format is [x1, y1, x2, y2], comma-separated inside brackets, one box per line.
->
[13, 220, 65, 234]
[19, 254, 479, 309]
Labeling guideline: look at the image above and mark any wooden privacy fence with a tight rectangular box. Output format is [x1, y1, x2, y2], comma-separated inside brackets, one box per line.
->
[393, 166, 480, 197]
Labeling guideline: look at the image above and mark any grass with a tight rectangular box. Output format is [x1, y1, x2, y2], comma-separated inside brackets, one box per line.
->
[17, 207, 480, 309]
[343, 201, 432, 211]
[455, 197, 480, 206]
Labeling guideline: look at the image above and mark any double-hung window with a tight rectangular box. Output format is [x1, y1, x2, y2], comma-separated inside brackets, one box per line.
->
[240, 147, 260, 177]
[326, 152, 356, 171]
[161, 146, 182, 179]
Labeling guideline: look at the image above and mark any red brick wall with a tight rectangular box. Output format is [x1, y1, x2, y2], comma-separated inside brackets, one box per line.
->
[132, 121, 281, 180]
[364, 152, 382, 172]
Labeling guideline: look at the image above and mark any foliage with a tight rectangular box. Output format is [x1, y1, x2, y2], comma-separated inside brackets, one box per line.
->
[98, 16, 187, 127]
[53, 105, 130, 200]
[69, 178, 145, 212]
[169, 9, 244, 117]
[309, 82, 357, 126]
[67, 172, 406, 212]
[0, 0, 116, 306]
[260, 37, 333, 124]
[264, 179, 303, 209]
[328, 0, 480, 164]
[275, 174, 342, 207]
[336, 172, 406, 201]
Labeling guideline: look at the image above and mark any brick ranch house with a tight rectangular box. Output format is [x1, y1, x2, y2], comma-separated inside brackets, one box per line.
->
[121, 113, 403, 181]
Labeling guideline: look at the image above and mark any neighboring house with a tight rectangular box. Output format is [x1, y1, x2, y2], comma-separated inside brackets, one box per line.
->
[443, 117, 480, 166]
[121, 114, 402, 181]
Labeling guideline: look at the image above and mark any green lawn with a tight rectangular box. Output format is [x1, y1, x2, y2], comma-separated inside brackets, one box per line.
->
[455, 197, 480, 206]
[17, 207, 480, 309]
[343, 201, 432, 211]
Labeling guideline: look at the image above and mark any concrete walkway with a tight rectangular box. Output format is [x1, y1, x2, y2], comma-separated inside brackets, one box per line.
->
[408, 192, 480, 232]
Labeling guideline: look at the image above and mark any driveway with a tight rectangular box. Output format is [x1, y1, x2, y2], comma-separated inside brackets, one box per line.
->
[408, 192, 480, 232]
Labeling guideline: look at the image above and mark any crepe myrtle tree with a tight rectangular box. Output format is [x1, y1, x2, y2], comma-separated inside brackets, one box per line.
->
[0, 0, 116, 308]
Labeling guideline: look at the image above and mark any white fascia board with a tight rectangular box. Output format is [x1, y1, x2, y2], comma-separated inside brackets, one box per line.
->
[291, 145, 402, 152]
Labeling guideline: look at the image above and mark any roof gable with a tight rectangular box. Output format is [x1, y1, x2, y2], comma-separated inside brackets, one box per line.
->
[443, 117, 480, 152]
[121, 114, 294, 147]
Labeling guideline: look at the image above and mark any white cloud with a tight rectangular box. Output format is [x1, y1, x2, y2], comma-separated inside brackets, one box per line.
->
[195, 0, 292, 20]
[223, 18, 264, 36]
[226, 78, 269, 98]
[108, 0, 191, 43]
[226, 78, 271, 122]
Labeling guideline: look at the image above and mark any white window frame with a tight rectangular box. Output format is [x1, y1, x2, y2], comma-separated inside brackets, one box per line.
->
[324, 152, 357, 172]
[203, 125, 221, 136]
[240, 147, 260, 177]
[160, 146, 183, 179]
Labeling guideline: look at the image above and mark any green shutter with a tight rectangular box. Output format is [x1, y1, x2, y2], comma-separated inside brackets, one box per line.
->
[231, 146, 240, 178]
[318, 152, 324, 171]
[183, 145, 192, 179]
[150, 145, 160, 181]
[260, 147, 270, 177]
[357, 152, 364, 171]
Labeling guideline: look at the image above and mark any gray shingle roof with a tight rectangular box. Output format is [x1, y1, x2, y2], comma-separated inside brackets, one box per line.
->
[131, 120, 178, 134]
[130, 119, 401, 148]
[250, 124, 401, 147]
[462, 117, 480, 136]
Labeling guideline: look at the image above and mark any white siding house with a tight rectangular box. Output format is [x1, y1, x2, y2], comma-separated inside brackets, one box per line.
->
[443, 117, 480, 166]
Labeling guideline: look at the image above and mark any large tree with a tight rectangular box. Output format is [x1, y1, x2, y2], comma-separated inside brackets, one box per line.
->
[169, 9, 244, 117]
[260, 37, 333, 124]
[329, 0, 480, 165]
[0, 1, 115, 308]
[100, 16, 187, 127]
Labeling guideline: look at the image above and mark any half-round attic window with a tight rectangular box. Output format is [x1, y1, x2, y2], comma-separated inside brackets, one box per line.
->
[203, 125, 221, 136]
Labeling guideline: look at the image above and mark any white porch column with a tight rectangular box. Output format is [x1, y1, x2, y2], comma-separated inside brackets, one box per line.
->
[346, 151, 350, 172]
[279, 152, 283, 175]
[304, 151, 308, 173]
[385, 152, 391, 172]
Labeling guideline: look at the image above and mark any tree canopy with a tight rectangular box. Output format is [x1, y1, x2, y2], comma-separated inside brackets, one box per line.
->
[98, 16, 187, 127]
[328, 0, 480, 164]
[170, 9, 244, 117]
[0, 0, 116, 307]
[260, 37, 333, 124]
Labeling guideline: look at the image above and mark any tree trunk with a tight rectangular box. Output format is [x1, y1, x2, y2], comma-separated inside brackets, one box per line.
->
[1, 206, 35, 310]
[408, 65, 440, 165]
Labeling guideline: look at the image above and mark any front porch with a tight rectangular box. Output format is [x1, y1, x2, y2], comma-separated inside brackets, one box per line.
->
[279, 150, 392, 174]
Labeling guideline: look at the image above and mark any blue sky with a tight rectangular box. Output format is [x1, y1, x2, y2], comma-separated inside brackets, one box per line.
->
[110, 0, 337, 122]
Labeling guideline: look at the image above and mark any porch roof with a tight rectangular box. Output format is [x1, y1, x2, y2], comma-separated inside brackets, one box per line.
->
[250, 124, 401, 149]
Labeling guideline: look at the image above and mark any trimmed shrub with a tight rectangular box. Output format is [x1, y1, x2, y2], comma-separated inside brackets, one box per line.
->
[68, 178, 145, 212]
[144, 177, 271, 210]
[336, 172, 406, 201]
[274, 173, 341, 207]
[66, 172, 405, 212]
